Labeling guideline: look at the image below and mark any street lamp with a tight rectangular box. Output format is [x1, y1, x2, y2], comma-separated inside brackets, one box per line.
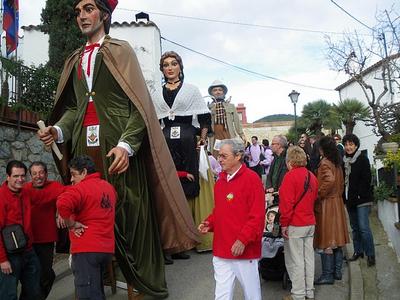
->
[288, 90, 300, 140]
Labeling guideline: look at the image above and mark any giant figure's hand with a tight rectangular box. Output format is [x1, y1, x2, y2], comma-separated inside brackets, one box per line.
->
[186, 173, 195, 181]
[107, 146, 129, 174]
[37, 126, 58, 146]
[0, 261, 12, 274]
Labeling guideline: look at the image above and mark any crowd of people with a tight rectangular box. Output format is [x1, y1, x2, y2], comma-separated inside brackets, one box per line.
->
[197, 132, 376, 300]
[0, 0, 377, 299]
[275, 133, 375, 300]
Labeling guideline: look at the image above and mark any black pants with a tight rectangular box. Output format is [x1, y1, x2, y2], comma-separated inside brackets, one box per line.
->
[250, 165, 263, 178]
[71, 252, 112, 300]
[33, 243, 55, 300]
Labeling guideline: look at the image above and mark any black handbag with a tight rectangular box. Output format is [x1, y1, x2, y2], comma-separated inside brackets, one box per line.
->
[1, 224, 27, 254]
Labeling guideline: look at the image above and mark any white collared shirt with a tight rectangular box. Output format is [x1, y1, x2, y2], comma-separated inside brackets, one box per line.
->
[82, 35, 105, 98]
[227, 165, 242, 182]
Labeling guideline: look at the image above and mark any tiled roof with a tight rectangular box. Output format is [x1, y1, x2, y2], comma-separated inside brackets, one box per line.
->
[22, 20, 159, 31]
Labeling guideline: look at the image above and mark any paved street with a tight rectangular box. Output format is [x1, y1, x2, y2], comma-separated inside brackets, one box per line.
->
[49, 250, 349, 300]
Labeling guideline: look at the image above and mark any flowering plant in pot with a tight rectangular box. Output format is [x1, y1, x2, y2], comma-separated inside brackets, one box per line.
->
[383, 150, 400, 171]
[383, 149, 400, 187]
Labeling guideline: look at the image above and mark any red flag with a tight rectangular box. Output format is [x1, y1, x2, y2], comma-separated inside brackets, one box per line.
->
[3, 0, 19, 55]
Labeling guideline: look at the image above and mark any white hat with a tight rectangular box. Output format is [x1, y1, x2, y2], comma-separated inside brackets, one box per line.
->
[208, 80, 228, 96]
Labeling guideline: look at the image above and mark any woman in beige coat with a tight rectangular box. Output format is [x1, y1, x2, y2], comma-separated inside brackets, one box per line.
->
[314, 136, 349, 285]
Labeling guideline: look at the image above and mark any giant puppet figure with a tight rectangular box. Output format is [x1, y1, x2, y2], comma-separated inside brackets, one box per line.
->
[38, 0, 199, 297]
[207, 80, 246, 156]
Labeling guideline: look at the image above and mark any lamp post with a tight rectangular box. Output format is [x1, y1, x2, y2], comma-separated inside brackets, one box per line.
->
[288, 90, 300, 140]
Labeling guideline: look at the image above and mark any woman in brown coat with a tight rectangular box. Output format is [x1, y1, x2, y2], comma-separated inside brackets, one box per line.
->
[314, 136, 349, 285]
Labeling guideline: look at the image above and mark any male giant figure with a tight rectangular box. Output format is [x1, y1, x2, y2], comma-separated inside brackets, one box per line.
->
[208, 80, 246, 156]
[38, 0, 198, 297]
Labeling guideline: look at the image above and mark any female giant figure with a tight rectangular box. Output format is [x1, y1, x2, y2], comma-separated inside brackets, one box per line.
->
[152, 51, 213, 254]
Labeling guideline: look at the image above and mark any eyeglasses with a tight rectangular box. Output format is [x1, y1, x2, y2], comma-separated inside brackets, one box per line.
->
[334, 138, 340, 141]
[217, 154, 233, 160]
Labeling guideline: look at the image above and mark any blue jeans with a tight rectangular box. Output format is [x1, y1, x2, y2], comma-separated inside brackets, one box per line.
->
[71, 252, 112, 300]
[0, 249, 41, 300]
[347, 205, 375, 257]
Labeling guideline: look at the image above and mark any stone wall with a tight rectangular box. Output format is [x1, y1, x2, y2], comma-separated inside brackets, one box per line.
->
[243, 120, 293, 142]
[0, 125, 60, 182]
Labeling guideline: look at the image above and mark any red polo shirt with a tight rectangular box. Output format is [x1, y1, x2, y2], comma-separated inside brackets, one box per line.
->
[206, 164, 265, 259]
[26, 181, 65, 243]
[0, 182, 33, 263]
[57, 173, 116, 254]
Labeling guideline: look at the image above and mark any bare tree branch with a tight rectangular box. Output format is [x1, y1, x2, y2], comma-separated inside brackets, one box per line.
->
[325, 6, 399, 141]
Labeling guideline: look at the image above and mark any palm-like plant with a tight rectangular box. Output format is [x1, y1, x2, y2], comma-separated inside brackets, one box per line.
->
[332, 98, 371, 134]
[301, 99, 334, 135]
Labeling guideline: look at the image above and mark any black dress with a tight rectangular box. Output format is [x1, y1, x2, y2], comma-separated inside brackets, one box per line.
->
[161, 84, 211, 198]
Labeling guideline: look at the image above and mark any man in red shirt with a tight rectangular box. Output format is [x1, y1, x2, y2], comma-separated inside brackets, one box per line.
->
[57, 155, 116, 299]
[26, 161, 65, 299]
[199, 139, 265, 300]
[0, 160, 41, 299]
[279, 146, 318, 300]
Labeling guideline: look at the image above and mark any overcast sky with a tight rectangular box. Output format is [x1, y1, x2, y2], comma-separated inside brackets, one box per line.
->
[20, 0, 398, 122]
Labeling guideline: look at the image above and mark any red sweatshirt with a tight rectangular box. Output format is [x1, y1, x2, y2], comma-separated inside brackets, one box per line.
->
[25, 181, 65, 243]
[206, 164, 265, 259]
[57, 173, 116, 254]
[0, 182, 33, 263]
[279, 167, 318, 227]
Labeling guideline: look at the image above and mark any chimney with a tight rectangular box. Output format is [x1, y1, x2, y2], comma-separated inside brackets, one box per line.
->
[236, 103, 247, 124]
[135, 12, 150, 23]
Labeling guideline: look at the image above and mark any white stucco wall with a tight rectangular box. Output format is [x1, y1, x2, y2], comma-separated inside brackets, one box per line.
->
[378, 200, 400, 262]
[109, 23, 162, 92]
[19, 30, 49, 67]
[20, 21, 162, 91]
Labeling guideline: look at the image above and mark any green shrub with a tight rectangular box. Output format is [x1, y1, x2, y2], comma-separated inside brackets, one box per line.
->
[373, 182, 395, 202]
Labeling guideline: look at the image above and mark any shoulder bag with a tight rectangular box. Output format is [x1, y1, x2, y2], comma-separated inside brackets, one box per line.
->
[1, 197, 27, 254]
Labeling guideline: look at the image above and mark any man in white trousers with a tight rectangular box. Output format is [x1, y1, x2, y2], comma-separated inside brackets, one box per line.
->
[199, 139, 265, 300]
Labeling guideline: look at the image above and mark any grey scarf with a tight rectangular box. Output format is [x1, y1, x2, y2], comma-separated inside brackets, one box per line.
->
[343, 149, 362, 192]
